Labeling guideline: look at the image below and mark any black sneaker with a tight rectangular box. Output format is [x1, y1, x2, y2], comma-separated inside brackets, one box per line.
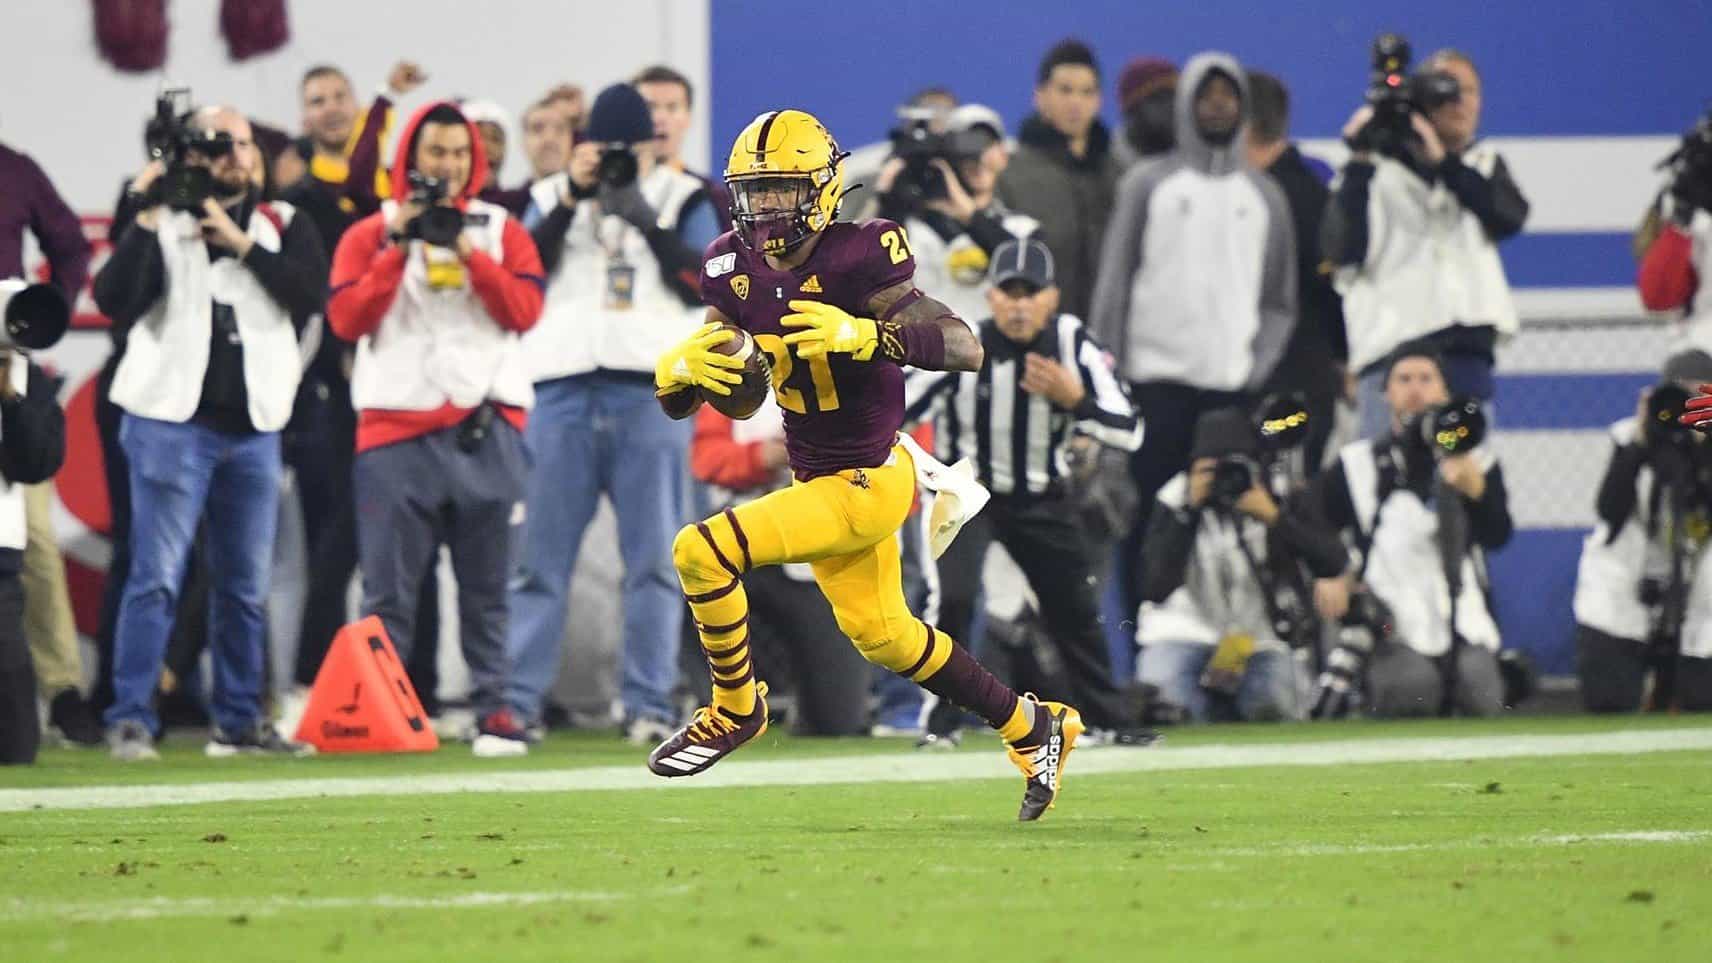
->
[205, 722, 316, 758]
[50, 689, 104, 747]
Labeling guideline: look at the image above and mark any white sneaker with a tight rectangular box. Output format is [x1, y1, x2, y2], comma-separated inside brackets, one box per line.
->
[274, 686, 311, 741]
[106, 721, 160, 762]
[471, 734, 530, 758]
[624, 716, 677, 746]
[471, 710, 530, 758]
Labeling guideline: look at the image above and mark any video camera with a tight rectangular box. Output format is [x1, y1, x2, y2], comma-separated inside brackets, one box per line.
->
[1206, 394, 1314, 512]
[0, 280, 70, 353]
[403, 171, 466, 248]
[1353, 33, 1462, 158]
[886, 107, 992, 207]
[1658, 107, 1712, 218]
[144, 87, 235, 212]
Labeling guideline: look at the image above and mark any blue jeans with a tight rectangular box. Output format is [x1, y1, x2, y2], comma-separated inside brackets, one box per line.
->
[1138, 641, 1301, 722]
[506, 373, 691, 724]
[105, 415, 281, 734]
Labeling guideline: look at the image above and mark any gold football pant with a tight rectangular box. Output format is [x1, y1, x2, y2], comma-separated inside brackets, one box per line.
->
[673, 444, 1035, 743]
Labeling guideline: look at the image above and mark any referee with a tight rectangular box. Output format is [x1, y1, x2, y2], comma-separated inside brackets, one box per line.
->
[905, 238, 1149, 744]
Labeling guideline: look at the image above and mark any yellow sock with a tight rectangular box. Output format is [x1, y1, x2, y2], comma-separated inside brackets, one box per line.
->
[997, 698, 1035, 745]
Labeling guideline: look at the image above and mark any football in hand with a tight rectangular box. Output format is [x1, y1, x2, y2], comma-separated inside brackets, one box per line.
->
[702, 324, 772, 420]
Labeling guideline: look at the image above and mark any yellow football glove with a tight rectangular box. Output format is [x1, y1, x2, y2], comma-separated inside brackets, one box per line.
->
[781, 299, 879, 361]
[654, 322, 746, 396]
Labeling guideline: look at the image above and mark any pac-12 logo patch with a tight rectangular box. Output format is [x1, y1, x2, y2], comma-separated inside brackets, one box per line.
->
[705, 252, 737, 278]
[731, 274, 751, 300]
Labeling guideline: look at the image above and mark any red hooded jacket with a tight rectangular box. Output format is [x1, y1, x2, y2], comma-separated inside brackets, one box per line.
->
[327, 100, 545, 452]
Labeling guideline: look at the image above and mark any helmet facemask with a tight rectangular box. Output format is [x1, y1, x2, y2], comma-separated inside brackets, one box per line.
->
[729, 174, 821, 256]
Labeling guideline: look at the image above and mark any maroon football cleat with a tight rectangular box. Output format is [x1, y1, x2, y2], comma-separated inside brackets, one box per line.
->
[647, 683, 770, 777]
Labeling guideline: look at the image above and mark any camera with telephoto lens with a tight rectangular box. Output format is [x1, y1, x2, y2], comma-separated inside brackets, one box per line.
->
[1400, 395, 1487, 458]
[886, 107, 993, 207]
[1644, 383, 1696, 449]
[1657, 107, 1712, 219]
[0, 280, 70, 353]
[144, 87, 236, 213]
[1354, 33, 1462, 158]
[404, 170, 466, 248]
[1310, 589, 1397, 719]
[1208, 394, 1314, 511]
[597, 143, 639, 190]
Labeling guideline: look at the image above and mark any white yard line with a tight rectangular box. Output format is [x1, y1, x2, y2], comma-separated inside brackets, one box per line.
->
[8, 832, 1708, 924]
[3, 727, 1710, 814]
[1, 888, 680, 923]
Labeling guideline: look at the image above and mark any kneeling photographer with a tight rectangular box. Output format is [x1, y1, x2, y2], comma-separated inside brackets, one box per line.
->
[327, 100, 545, 757]
[0, 281, 70, 763]
[94, 101, 328, 760]
[1311, 340, 1512, 718]
[1574, 350, 1712, 713]
[1323, 37, 1528, 440]
[1137, 402, 1349, 723]
[874, 104, 1038, 323]
[1637, 108, 1712, 342]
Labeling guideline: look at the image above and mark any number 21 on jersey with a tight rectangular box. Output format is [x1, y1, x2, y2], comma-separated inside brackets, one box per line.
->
[755, 334, 838, 414]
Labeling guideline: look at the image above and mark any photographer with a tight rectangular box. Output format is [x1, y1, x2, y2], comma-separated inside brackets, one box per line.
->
[1137, 407, 1347, 722]
[1637, 110, 1712, 342]
[93, 105, 327, 760]
[1323, 43, 1528, 439]
[0, 137, 99, 744]
[1574, 350, 1712, 713]
[0, 284, 70, 764]
[507, 83, 720, 743]
[327, 100, 544, 757]
[1311, 340, 1512, 717]
[875, 104, 1038, 323]
[905, 239, 1150, 742]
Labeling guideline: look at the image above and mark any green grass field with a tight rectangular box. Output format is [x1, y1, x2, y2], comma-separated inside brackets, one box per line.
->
[4, 715, 1710, 962]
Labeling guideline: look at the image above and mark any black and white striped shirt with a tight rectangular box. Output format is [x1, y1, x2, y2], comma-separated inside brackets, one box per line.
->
[904, 314, 1142, 498]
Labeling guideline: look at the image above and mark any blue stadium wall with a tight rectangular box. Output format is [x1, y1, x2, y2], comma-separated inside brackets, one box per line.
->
[710, 0, 1712, 676]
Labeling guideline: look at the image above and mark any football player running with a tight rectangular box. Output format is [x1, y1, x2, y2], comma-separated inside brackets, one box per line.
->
[649, 109, 1084, 820]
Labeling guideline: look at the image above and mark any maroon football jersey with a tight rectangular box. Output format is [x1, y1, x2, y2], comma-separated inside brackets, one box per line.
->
[700, 219, 916, 479]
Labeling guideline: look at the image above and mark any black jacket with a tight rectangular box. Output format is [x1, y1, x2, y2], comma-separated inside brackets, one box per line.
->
[996, 115, 1123, 320]
[1260, 145, 1346, 402]
[0, 357, 66, 574]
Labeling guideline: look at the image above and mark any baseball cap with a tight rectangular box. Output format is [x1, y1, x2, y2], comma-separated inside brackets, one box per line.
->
[947, 104, 1005, 140]
[988, 237, 1055, 290]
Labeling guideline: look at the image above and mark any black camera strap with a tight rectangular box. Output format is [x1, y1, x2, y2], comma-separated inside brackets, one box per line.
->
[1218, 510, 1303, 649]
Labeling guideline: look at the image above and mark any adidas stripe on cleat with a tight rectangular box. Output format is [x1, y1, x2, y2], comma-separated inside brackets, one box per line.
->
[1006, 695, 1084, 822]
[646, 682, 770, 778]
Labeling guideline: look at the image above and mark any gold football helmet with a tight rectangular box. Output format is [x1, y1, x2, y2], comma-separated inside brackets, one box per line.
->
[724, 109, 848, 256]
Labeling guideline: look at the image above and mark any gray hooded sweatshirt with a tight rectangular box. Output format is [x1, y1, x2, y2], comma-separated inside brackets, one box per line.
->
[1088, 52, 1297, 392]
